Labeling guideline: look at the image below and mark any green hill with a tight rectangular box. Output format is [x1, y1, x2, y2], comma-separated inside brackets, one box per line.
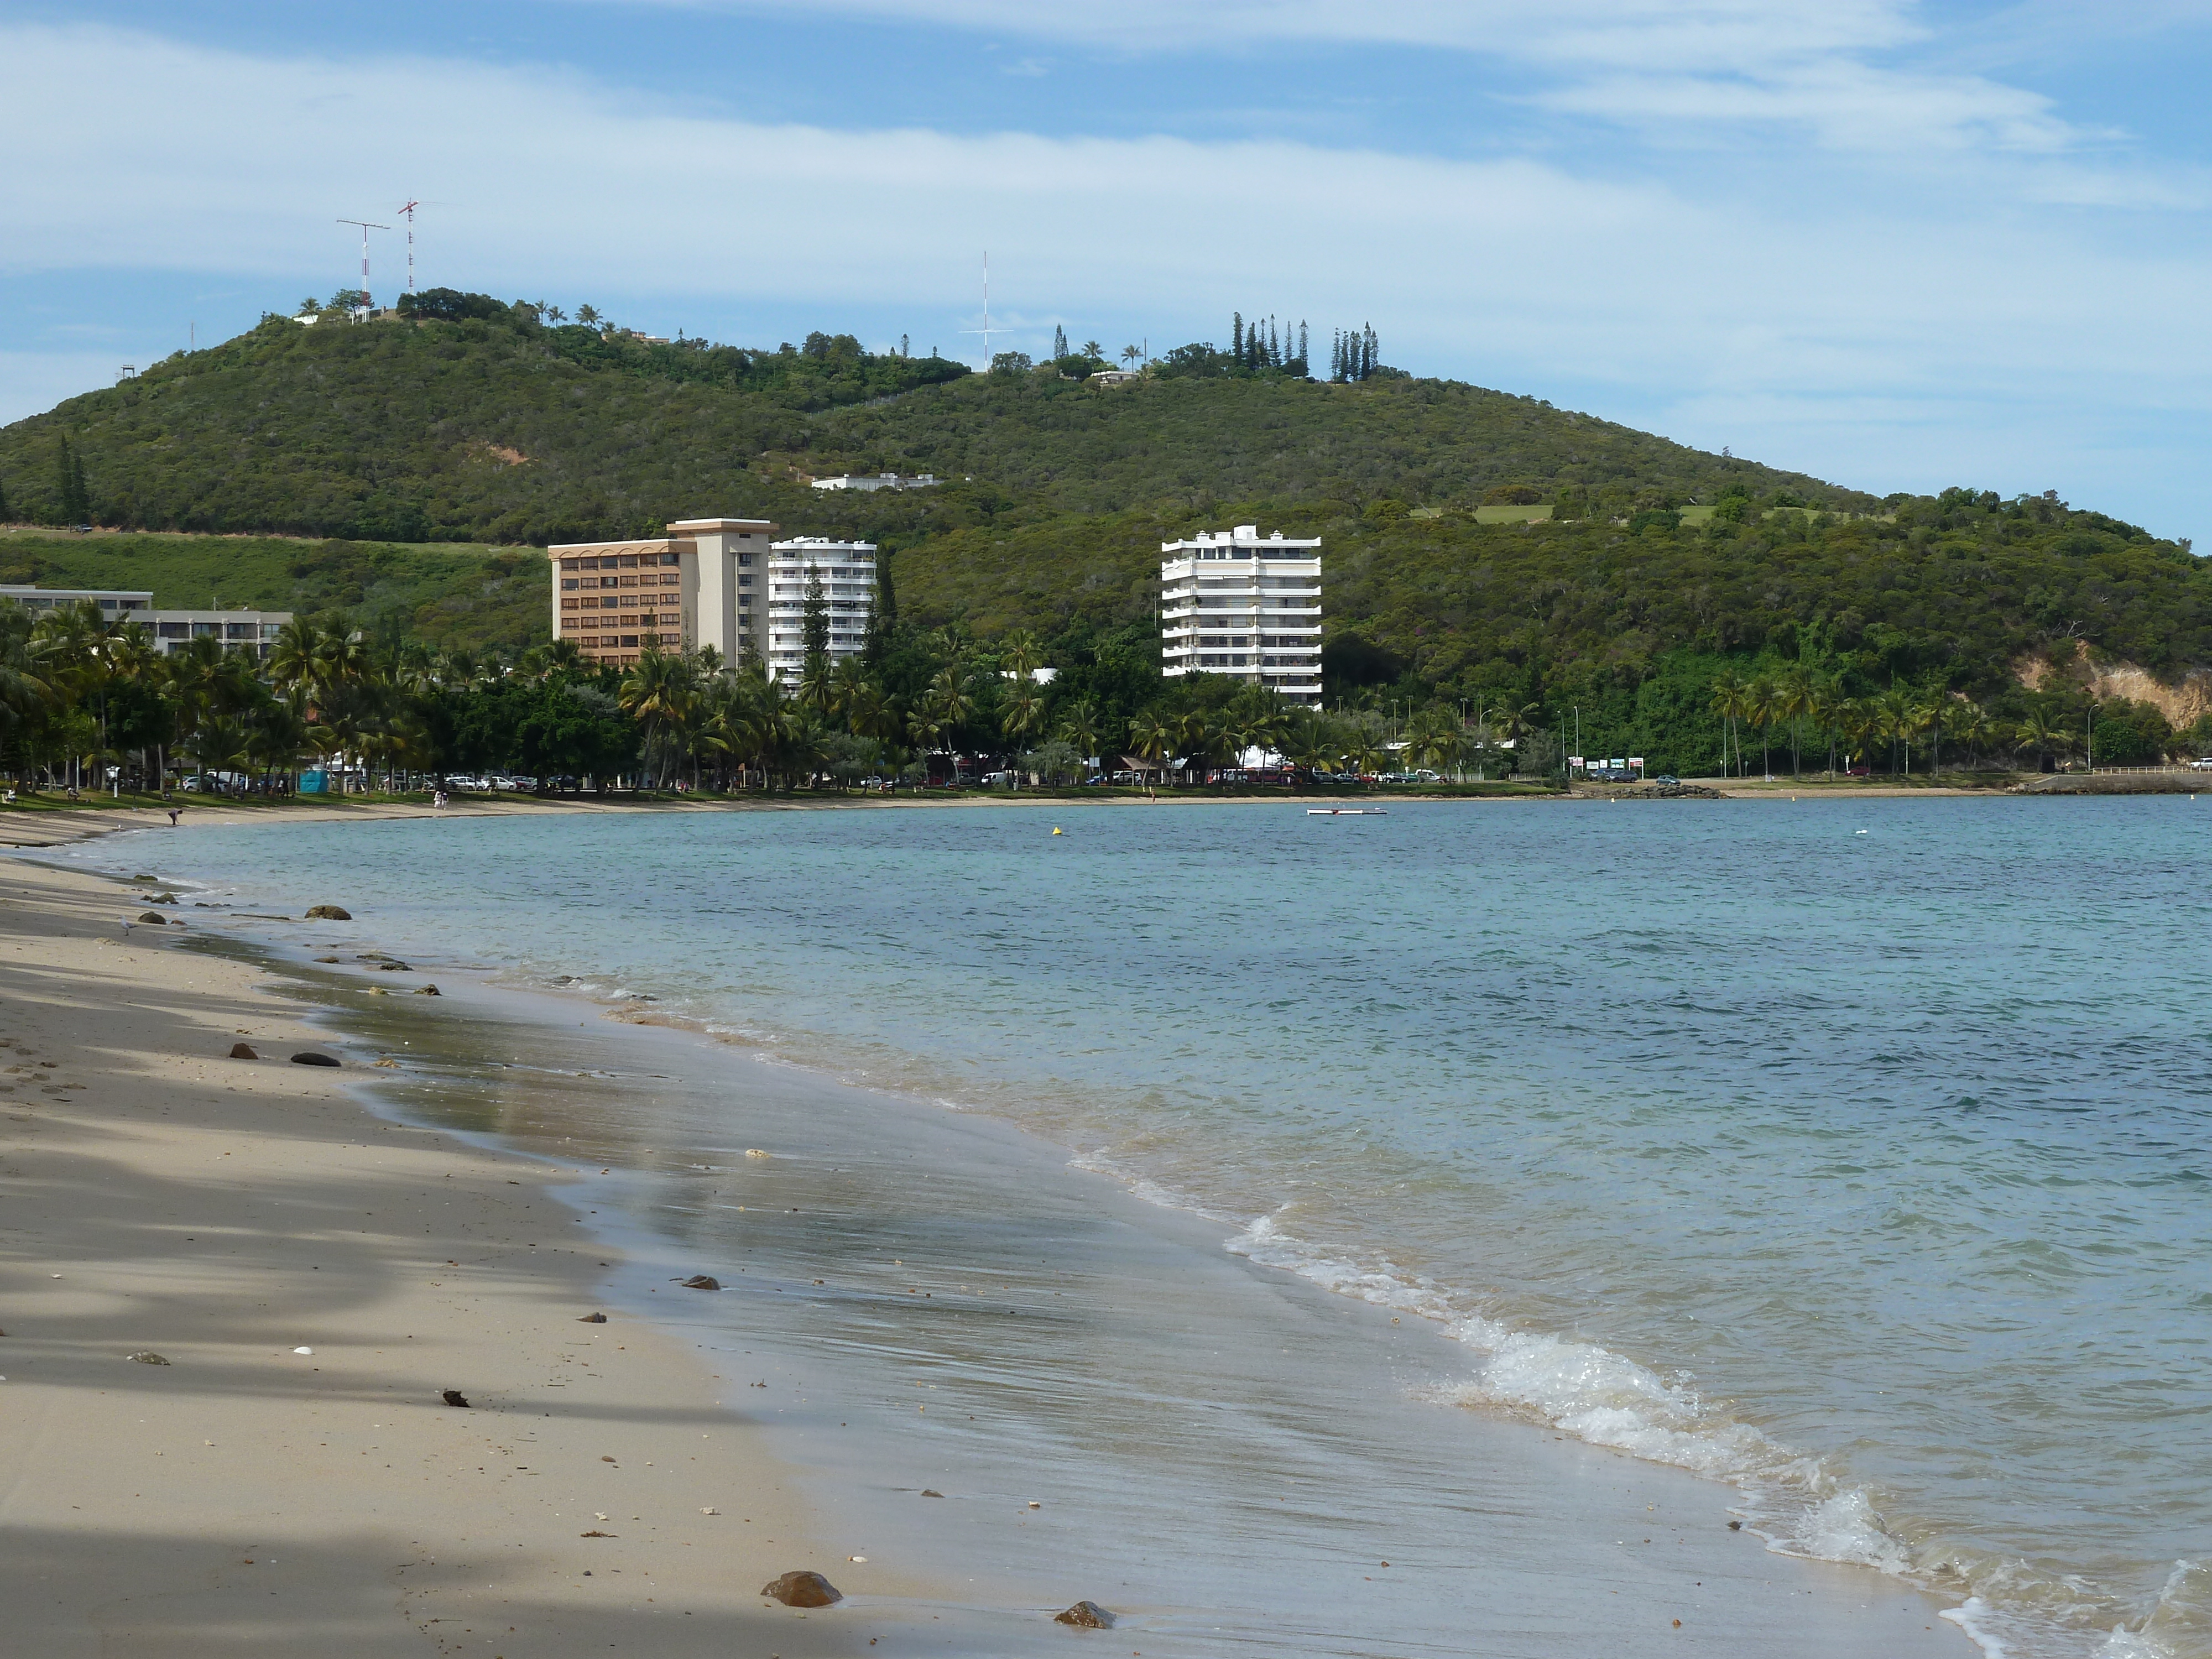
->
[2, 294, 2206, 774]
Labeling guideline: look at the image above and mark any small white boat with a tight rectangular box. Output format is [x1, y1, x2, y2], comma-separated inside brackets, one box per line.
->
[1307, 807, 1387, 816]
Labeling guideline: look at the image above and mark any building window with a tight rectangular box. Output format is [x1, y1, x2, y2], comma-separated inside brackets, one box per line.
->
[561, 578, 578, 591]
[620, 634, 639, 648]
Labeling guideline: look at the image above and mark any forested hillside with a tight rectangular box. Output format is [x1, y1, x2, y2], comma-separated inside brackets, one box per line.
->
[0, 296, 1838, 544]
[3, 293, 2208, 775]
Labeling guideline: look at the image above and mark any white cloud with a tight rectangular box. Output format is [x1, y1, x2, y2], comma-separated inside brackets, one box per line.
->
[2, 21, 2209, 533]
[592, 0, 2105, 158]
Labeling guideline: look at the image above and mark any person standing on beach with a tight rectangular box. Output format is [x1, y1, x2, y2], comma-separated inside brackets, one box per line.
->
[166, 806, 181, 827]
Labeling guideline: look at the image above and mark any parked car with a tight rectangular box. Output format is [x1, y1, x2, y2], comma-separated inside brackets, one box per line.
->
[2191, 758, 2212, 770]
[1652, 774, 1680, 785]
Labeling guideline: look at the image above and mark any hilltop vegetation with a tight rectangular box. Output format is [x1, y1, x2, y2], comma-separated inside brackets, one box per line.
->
[0, 295, 1837, 545]
[2, 292, 2207, 776]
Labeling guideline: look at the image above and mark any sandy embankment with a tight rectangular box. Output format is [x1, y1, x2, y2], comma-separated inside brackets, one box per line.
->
[0, 859, 860, 1657]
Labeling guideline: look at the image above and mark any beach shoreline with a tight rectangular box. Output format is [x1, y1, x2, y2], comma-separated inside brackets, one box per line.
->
[9, 806, 1991, 1656]
[0, 855, 872, 1656]
[0, 766, 2087, 852]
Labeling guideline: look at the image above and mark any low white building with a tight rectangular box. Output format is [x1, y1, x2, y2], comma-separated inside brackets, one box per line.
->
[1159, 526, 1322, 704]
[0, 585, 291, 658]
[765, 538, 875, 681]
[810, 472, 937, 493]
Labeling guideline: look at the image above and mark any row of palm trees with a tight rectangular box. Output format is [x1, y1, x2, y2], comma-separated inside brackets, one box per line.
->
[4, 599, 1538, 796]
[1709, 670, 2089, 776]
[609, 635, 1526, 790]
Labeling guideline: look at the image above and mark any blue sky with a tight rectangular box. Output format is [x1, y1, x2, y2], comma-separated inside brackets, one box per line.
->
[4, 1, 2211, 536]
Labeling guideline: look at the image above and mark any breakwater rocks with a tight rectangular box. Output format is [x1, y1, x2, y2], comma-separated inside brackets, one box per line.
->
[2017, 773, 2208, 795]
[1613, 782, 1725, 800]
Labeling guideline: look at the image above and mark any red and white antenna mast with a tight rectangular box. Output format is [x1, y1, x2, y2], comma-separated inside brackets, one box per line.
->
[396, 201, 420, 293]
[336, 217, 388, 314]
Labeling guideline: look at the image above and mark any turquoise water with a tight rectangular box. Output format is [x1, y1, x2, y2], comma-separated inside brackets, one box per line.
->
[82, 797, 2212, 1658]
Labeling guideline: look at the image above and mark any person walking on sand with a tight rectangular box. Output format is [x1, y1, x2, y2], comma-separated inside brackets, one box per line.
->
[166, 806, 181, 827]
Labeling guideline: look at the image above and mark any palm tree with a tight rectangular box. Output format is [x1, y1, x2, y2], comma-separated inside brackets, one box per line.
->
[1953, 701, 1994, 768]
[1776, 670, 1813, 776]
[1000, 680, 1045, 783]
[924, 665, 974, 778]
[1342, 724, 1389, 778]
[247, 698, 310, 792]
[1405, 705, 1463, 778]
[1275, 712, 1332, 775]
[1871, 686, 1916, 776]
[2014, 711, 2073, 771]
[1057, 699, 1101, 769]
[906, 706, 948, 780]
[1128, 710, 1177, 787]
[618, 650, 694, 787]
[1743, 675, 1781, 778]
[1708, 676, 1749, 778]
[1120, 345, 1141, 367]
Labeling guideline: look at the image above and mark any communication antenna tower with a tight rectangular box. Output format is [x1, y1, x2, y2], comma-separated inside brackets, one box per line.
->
[958, 252, 999, 366]
[336, 217, 389, 314]
[397, 200, 420, 293]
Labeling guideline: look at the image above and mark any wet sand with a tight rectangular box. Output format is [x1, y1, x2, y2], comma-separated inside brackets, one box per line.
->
[0, 859, 859, 1656]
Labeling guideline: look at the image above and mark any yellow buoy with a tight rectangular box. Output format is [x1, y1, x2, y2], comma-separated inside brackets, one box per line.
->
[1052, 826, 1063, 834]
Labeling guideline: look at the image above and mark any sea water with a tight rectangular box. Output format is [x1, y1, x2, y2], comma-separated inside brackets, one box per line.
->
[79, 796, 2212, 1657]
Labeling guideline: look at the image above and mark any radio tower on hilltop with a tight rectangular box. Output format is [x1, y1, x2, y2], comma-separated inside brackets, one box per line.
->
[397, 201, 420, 294]
[336, 217, 388, 315]
[959, 252, 998, 367]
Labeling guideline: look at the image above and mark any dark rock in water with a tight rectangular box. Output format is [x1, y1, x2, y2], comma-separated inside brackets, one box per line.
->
[760, 1570, 841, 1608]
[442, 1389, 470, 1407]
[375, 961, 411, 972]
[228, 1042, 258, 1060]
[304, 904, 351, 921]
[314, 956, 342, 963]
[680, 1274, 722, 1290]
[151, 893, 178, 904]
[1055, 1601, 1115, 1628]
[416, 984, 441, 996]
[578, 1312, 607, 1323]
[127, 1350, 171, 1365]
[1728, 1519, 1743, 1531]
[290, 1051, 340, 1068]
[920, 1489, 943, 1498]
[136, 911, 169, 925]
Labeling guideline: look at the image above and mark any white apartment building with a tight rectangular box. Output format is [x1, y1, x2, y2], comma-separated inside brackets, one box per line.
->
[0, 586, 291, 658]
[765, 538, 875, 681]
[1159, 526, 1322, 704]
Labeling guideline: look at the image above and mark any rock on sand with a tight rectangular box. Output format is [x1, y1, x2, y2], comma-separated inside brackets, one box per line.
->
[760, 1570, 841, 1607]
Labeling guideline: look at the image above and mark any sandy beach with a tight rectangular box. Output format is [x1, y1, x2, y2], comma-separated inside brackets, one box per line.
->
[0, 856, 860, 1657]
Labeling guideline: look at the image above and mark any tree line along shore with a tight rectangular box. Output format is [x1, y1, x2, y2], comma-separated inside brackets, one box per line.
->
[5, 596, 2193, 804]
